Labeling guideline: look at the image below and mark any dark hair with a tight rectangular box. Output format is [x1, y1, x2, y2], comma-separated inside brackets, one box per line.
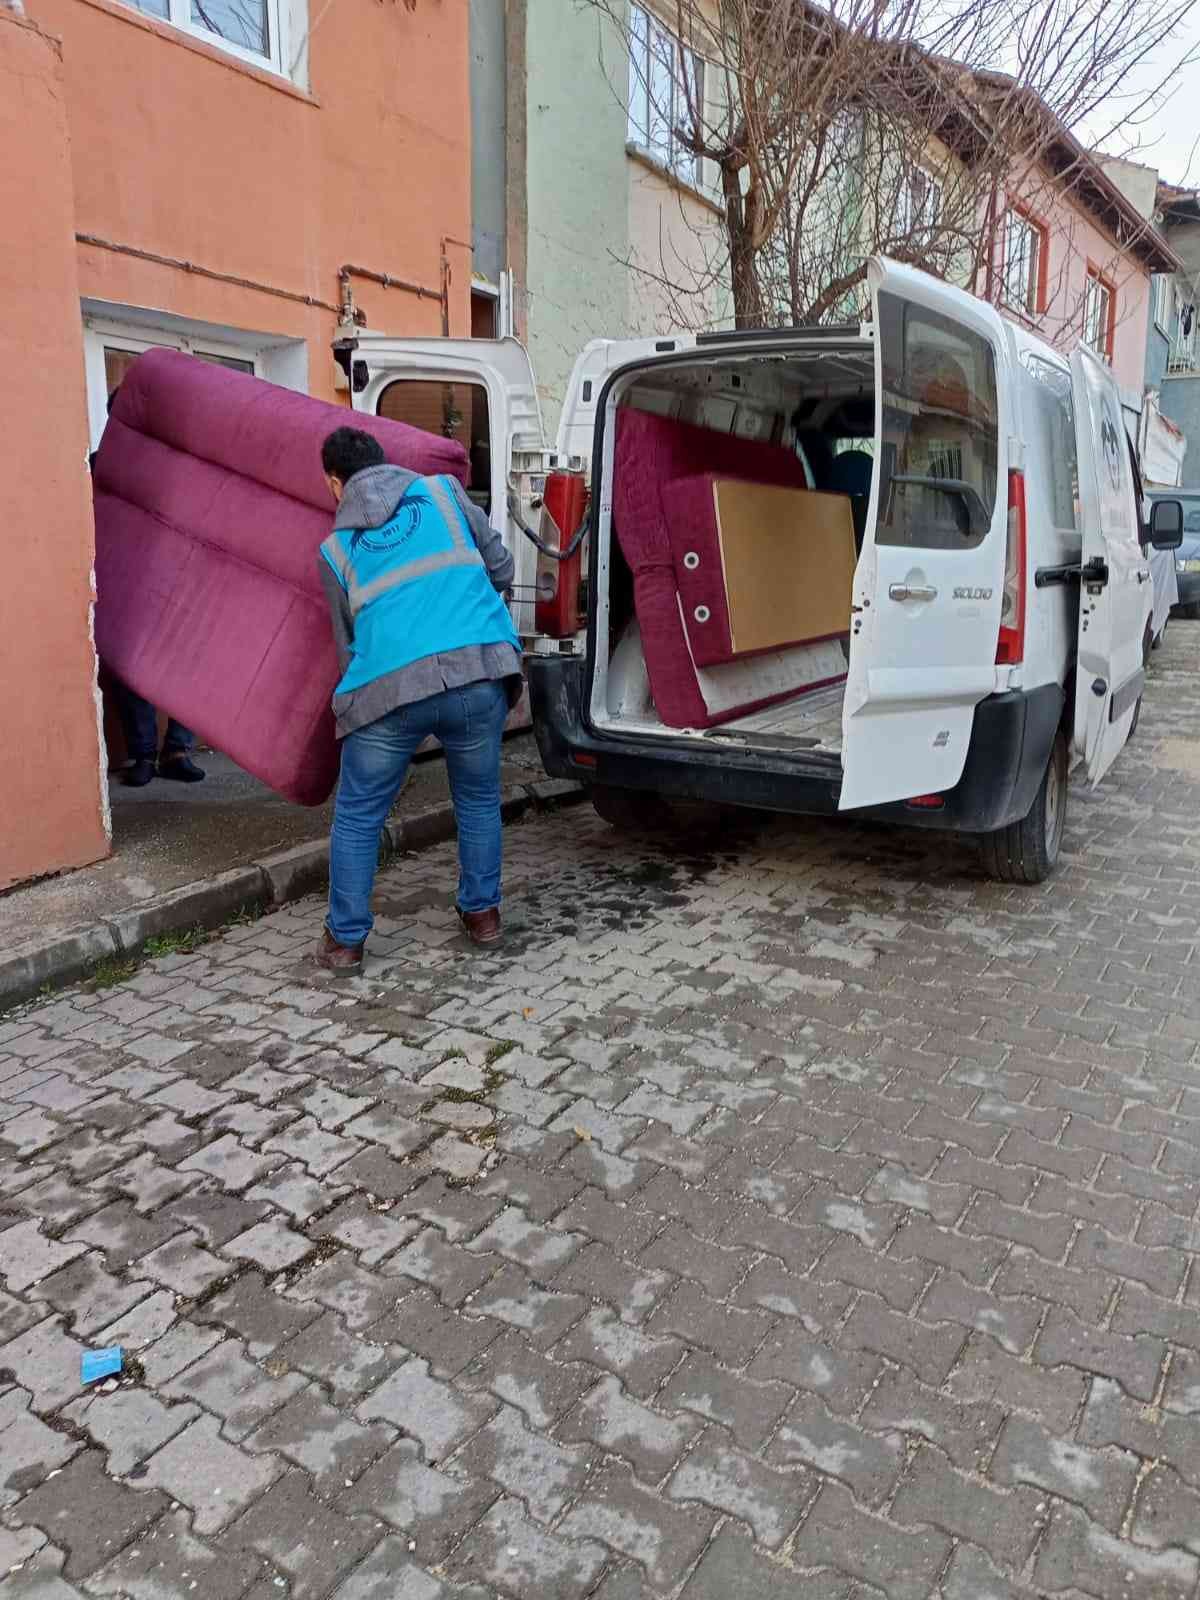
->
[106, 386, 120, 416]
[322, 427, 386, 484]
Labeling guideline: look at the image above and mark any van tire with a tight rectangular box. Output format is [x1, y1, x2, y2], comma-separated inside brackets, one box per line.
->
[979, 729, 1068, 885]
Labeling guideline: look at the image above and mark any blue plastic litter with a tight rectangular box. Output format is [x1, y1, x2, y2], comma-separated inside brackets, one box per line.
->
[81, 1347, 123, 1384]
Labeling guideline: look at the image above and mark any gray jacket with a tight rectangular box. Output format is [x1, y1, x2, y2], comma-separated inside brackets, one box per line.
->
[319, 464, 521, 739]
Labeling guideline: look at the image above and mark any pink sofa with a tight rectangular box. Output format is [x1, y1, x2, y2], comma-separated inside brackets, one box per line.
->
[92, 350, 469, 806]
[612, 408, 835, 729]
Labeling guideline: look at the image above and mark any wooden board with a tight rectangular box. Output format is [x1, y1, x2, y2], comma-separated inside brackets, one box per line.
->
[712, 480, 857, 655]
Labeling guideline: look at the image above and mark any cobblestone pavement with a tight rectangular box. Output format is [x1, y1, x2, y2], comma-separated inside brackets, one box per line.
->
[4, 630, 1200, 1600]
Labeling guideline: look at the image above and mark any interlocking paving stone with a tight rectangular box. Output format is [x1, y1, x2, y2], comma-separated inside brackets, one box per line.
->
[227, 1469, 382, 1600]
[679, 1524, 851, 1599]
[450, 1493, 606, 1600]
[667, 1429, 807, 1547]
[82, 1507, 264, 1599]
[0, 1315, 88, 1412]
[164, 1338, 306, 1440]
[32, 1252, 155, 1337]
[11, 1450, 170, 1580]
[455, 1401, 590, 1522]
[138, 1411, 283, 1532]
[792, 1480, 951, 1600]
[278, 1310, 398, 1402]
[458, 1329, 594, 1428]
[6, 645, 1200, 1600]
[356, 1356, 495, 1458]
[558, 1374, 699, 1483]
[554, 1306, 683, 1399]
[0, 1218, 87, 1293]
[1034, 1498, 1200, 1599]
[556, 1461, 717, 1590]
[339, 1438, 499, 1563]
[0, 1386, 80, 1506]
[61, 1386, 198, 1476]
[248, 1386, 396, 1494]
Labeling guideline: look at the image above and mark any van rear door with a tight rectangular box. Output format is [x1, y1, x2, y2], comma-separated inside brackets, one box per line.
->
[1070, 345, 1152, 783]
[345, 335, 547, 635]
[839, 259, 1011, 810]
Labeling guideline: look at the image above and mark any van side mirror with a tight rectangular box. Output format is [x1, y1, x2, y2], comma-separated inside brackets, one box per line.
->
[1151, 499, 1184, 550]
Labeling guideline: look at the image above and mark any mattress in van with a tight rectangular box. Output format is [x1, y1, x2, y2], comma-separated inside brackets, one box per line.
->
[612, 408, 849, 728]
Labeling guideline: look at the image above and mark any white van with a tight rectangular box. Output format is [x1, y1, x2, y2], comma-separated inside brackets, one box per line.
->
[341, 258, 1185, 883]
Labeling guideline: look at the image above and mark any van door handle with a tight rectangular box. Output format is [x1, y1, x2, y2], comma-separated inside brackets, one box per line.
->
[888, 583, 938, 602]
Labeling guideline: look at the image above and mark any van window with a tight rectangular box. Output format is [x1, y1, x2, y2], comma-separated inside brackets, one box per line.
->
[876, 292, 999, 550]
[378, 379, 492, 512]
[1021, 354, 1078, 530]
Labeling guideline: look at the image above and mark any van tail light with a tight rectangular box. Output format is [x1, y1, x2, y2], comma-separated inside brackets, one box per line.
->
[906, 793, 945, 809]
[534, 472, 589, 639]
[996, 469, 1027, 665]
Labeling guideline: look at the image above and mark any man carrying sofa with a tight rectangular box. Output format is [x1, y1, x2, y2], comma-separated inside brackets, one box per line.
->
[314, 427, 522, 974]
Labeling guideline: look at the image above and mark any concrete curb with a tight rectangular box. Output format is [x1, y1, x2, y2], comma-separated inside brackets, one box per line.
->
[0, 778, 586, 1011]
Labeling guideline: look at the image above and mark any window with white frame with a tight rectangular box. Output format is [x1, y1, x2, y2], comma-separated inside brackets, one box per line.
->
[627, 4, 705, 190]
[122, 0, 287, 73]
[1000, 209, 1044, 317]
[895, 167, 943, 236]
[1083, 269, 1115, 360]
[1169, 301, 1197, 374]
[1153, 274, 1176, 333]
[81, 311, 306, 449]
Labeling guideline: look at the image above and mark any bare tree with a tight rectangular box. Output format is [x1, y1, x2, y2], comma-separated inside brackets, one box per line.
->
[585, 0, 1198, 330]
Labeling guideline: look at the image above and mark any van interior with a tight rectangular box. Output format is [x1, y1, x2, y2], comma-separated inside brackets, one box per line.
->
[591, 324, 995, 763]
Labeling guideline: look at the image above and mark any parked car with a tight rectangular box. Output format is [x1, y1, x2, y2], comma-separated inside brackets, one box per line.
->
[342, 257, 1186, 884]
[1150, 488, 1200, 618]
[1127, 449, 1178, 649]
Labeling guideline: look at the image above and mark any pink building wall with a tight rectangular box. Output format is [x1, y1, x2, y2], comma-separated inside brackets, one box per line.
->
[988, 163, 1153, 393]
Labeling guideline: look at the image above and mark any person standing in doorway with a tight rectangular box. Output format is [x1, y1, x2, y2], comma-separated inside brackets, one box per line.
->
[90, 385, 205, 788]
[315, 427, 521, 974]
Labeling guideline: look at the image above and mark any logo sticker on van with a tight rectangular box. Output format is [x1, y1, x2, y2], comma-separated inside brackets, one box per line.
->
[933, 730, 950, 748]
[953, 587, 992, 600]
[1100, 402, 1123, 492]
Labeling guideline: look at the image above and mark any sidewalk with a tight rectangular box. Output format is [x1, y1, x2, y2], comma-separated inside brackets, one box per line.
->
[0, 734, 580, 1008]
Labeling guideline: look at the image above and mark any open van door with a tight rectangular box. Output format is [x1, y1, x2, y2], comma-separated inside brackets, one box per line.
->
[343, 335, 547, 636]
[840, 259, 1011, 810]
[557, 334, 698, 464]
[1070, 345, 1152, 784]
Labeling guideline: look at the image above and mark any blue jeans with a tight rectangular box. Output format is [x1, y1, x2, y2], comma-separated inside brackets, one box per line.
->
[327, 678, 508, 948]
[115, 682, 194, 761]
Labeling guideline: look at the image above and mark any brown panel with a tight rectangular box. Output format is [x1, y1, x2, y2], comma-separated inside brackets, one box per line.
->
[713, 481, 857, 654]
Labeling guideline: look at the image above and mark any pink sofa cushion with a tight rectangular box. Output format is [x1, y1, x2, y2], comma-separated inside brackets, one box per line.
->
[92, 348, 470, 806]
[611, 408, 814, 727]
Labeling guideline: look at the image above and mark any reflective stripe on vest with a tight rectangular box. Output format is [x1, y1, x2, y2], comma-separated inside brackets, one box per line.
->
[327, 476, 485, 618]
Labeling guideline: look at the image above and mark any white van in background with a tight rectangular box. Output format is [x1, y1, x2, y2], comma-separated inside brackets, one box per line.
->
[338, 259, 1186, 884]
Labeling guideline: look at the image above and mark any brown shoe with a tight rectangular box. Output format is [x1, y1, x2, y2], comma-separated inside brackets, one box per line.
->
[458, 906, 502, 946]
[315, 927, 364, 974]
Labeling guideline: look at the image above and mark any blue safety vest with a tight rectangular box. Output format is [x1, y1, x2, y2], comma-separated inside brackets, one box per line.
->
[319, 474, 519, 696]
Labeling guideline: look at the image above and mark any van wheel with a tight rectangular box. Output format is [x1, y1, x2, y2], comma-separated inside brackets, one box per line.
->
[1182, 602, 1200, 620]
[979, 729, 1068, 885]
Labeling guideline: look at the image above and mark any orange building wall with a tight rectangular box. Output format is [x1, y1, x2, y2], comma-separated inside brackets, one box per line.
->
[34, 0, 474, 393]
[0, 9, 109, 890]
